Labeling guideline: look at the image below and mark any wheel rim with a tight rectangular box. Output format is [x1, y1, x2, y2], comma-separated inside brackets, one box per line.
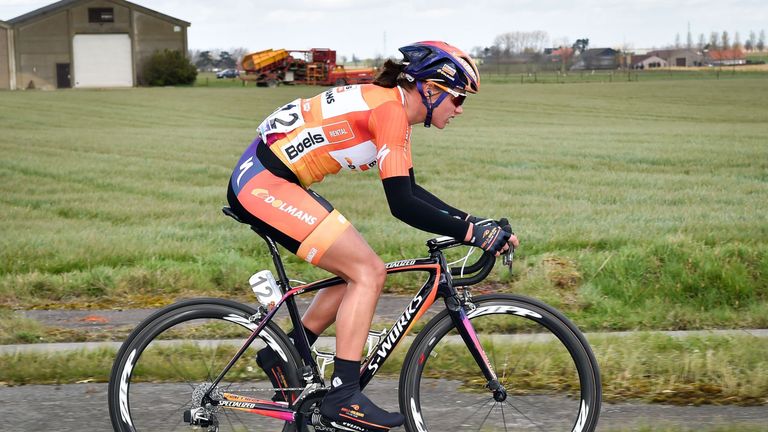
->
[115, 307, 298, 431]
[408, 299, 597, 432]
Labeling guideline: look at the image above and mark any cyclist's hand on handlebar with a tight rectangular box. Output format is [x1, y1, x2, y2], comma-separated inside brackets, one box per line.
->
[466, 216, 520, 252]
[497, 218, 520, 250]
[465, 221, 512, 256]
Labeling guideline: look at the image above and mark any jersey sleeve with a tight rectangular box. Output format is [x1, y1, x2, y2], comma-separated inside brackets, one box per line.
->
[368, 101, 413, 180]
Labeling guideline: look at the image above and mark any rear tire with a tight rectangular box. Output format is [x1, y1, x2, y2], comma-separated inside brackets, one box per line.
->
[399, 293, 601, 432]
[107, 298, 303, 432]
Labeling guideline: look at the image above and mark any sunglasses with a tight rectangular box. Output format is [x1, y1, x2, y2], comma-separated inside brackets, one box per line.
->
[432, 82, 467, 107]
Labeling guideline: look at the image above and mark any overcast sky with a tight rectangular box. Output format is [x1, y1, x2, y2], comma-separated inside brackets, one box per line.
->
[1, 0, 766, 58]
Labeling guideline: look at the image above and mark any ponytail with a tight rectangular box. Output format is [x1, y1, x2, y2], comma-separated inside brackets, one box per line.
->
[373, 59, 415, 90]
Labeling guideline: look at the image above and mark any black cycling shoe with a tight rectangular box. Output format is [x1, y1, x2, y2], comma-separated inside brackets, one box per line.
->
[320, 357, 404, 432]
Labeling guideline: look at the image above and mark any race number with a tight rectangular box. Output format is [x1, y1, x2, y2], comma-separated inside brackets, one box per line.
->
[257, 99, 305, 140]
[249, 270, 283, 307]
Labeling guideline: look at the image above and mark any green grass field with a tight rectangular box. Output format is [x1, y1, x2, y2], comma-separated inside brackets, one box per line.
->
[1, 78, 767, 331]
[481, 67, 768, 84]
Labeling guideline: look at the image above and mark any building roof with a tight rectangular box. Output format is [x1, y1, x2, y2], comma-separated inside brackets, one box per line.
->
[0, 20, 10, 29]
[707, 49, 746, 60]
[8, 0, 190, 26]
[648, 49, 699, 57]
[582, 48, 619, 57]
[631, 54, 652, 64]
[631, 55, 665, 65]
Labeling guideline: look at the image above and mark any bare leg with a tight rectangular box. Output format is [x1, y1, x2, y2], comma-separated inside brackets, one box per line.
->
[300, 283, 346, 335]
[314, 226, 386, 360]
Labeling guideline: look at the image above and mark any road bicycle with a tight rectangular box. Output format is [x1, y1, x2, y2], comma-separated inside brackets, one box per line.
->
[108, 207, 601, 431]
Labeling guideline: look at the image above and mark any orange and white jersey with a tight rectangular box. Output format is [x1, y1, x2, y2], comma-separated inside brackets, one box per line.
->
[257, 85, 413, 187]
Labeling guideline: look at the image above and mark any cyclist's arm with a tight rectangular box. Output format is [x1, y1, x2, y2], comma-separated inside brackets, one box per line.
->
[409, 168, 469, 220]
[370, 102, 471, 241]
[382, 176, 471, 240]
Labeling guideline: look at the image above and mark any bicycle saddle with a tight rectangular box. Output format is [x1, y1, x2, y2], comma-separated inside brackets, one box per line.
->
[221, 206, 245, 224]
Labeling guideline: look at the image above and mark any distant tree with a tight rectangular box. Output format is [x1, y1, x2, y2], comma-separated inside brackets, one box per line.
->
[758, 30, 766, 51]
[217, 51, 237, 69]
[698, 33, 706, 50]
[493, 30, 550, 56]
[675, 33, 681, 48]
[746, 31, 757, 51]
[351, 54, 360, 66]
[733, 32, 742, 50]
[470, 46, 485, 60]
[709, 32, 719, 49]
[142, 49, 197, 86]
[572, 38, 589, 54]
[229, 47, 249, 66]
[195, 50, 214, 70]
[493, 33, 513, 57]
[686, 30, 693, 49]
[721, 31, 730, 50]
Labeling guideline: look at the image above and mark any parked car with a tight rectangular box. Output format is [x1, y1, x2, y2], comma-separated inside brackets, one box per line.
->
[216, 69, 240, 79]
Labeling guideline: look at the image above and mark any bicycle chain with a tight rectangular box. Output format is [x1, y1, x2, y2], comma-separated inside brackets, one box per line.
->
[229, 387, 309, 392]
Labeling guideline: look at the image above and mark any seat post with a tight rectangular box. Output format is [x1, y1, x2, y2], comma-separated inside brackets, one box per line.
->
[251, 227, 292, 291]
[251, 227, 315, 366]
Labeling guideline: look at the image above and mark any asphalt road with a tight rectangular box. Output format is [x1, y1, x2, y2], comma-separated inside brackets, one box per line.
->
[1, 379, 766, 432]
[5, 299, 767, 431]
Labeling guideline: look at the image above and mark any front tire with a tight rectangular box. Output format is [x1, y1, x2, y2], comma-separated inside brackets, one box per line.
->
[399, 294, 601, 432]
[107, 298, 303, 432]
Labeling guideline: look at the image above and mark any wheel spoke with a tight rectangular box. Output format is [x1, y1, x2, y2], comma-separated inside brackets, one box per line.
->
[109, 303, 301, 432]
[404, 295, 600, 432]
[474, 401, 496, 432]
[503, 399, 547, 432]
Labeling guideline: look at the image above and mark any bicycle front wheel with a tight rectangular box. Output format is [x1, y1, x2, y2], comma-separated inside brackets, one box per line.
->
[107, 298, 303, 432]
[399, 293, 601, 432]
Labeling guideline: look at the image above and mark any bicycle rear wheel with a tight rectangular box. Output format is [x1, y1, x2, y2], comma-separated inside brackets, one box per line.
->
[107, 298, 303, 432]
[399, 293, 601, 432]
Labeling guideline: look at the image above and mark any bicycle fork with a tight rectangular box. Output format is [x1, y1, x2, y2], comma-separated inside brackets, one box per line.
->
[445, 293, 508, 402]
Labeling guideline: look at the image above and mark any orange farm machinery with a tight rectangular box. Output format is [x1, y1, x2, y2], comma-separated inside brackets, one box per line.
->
[241, 48, 376, 87]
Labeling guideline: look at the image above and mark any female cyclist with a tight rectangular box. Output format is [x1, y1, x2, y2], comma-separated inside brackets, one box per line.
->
[227, 41, 519, 432]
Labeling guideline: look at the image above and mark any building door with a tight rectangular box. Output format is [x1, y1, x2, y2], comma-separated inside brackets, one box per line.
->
[72, 34, 133, 88]
[56, 63, 71, 88]
[676, 57, 686, 67]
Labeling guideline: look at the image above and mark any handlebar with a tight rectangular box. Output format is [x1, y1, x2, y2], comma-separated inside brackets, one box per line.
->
[425, 232, 514, 288]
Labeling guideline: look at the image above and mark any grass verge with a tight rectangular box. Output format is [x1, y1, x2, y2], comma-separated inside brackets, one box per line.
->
[1, 333, 765, 406]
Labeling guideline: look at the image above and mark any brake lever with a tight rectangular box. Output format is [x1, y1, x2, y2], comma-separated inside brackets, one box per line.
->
[502, 246, 515, 271]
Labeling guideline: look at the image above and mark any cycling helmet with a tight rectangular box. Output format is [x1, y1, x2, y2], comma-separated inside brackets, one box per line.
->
[398, 41, 480, 127]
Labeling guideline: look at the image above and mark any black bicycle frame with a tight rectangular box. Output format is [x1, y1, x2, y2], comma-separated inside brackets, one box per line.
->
[204, 229, 499, 409]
